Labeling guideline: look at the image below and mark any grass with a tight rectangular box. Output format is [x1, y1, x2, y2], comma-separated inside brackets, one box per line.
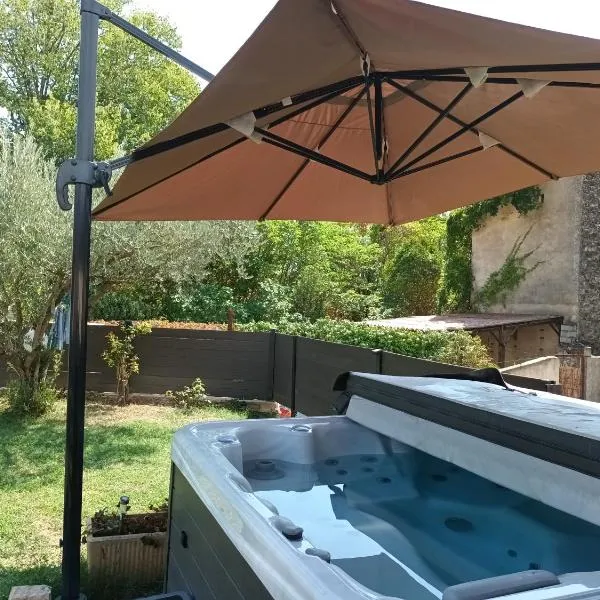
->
[0, 397, 249, 599]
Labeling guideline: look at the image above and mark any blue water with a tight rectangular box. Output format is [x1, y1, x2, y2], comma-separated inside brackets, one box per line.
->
[244, 451, 600, 600]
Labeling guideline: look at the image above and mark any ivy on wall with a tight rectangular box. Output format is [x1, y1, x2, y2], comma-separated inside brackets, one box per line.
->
[436, 186, 544, 313]
[473, 226, 543, 310]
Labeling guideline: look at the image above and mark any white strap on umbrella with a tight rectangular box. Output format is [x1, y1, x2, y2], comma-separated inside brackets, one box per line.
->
[479, 131, 500, 150]
[517, 78, 551, 98]
[464, 67, 489, 87]
[225, 112, 263, 143]
[361, 53, 371, 76]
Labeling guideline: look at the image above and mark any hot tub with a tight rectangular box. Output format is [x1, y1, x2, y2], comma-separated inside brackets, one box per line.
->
[165, 374, 600, 600]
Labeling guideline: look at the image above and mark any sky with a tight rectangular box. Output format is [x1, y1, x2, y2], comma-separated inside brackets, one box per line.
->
[133, 0, 600, 82]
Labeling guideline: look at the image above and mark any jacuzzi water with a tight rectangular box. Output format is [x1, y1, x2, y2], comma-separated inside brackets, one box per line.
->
[245, 450, 600, 600]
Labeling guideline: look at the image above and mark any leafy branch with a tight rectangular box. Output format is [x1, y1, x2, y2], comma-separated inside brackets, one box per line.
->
[473, 226, 543, 310]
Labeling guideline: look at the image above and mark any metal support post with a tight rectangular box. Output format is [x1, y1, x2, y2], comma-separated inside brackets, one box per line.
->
[59, 1, 99, 598]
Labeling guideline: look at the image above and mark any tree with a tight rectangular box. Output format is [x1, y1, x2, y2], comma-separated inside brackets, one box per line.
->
[0, 0, 199, 160]
[0, 134, 258, 413]
[256, 221, 382, 320]
[378, 217, 446, 316]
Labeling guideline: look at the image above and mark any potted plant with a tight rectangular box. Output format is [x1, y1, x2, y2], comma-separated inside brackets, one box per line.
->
[85, 496, 168, 585]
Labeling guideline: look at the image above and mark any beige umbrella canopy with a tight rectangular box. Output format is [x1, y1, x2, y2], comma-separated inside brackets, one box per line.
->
[94, 0, 600, 224]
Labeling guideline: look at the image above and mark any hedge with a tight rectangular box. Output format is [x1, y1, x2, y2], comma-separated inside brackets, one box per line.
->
[239, 319, 493, 369]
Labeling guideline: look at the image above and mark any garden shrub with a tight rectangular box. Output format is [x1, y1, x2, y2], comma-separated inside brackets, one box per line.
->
[166, 377, 208, 409]
[5, 349, 63, 416]
[239, 318, 493, 368]
[6, 376, 63, 416]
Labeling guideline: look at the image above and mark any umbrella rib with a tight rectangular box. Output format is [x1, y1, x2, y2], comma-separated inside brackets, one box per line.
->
[256, 128, 373, 182]
[390, 146, 484, 181]
[329, 0, 369, 58]
[386, 82, 472, 177]
[392, 90, 524, 176]
[260, 85, 368, 220]
[94, 79, 364, 218]
[374, 75, 384, 165]
[267, 81, 363, 129]
[378, 80, 395, 224]
[385, 79, 557, 180]
[129, 76, 363, 163]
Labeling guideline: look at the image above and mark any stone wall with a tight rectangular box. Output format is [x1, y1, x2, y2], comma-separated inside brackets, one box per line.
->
[472, 177, 583, 324]
[578, 173, 600, 353]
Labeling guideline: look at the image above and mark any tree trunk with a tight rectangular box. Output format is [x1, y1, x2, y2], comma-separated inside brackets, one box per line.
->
[116, 363, 130, 405]
[6, 346, 61, 413]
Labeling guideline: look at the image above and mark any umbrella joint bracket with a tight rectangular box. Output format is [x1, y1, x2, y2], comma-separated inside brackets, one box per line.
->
[371, 173, 386, 185]
[56, 159, 113, 211]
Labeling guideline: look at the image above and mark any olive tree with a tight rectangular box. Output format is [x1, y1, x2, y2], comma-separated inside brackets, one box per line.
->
[0, 134, 258, 413]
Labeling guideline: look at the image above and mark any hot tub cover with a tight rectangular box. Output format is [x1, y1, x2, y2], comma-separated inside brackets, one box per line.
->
[334, 372, 600, 477]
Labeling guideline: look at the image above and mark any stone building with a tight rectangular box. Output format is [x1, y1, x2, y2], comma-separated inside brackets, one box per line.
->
[472, 174, 600, 353]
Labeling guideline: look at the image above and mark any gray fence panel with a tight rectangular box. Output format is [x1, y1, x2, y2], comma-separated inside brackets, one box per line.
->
[294, 338, 379, 416]
[130, 329, 271, 398]
[382, 352, 467, 377]
[0, 326, 556, 403]
[0, 326, 271, 399]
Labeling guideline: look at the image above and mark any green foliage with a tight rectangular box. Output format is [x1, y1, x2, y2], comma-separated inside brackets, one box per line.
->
[93, 279, 294, 324]
[437, 186, 544, 313]
[436, 210, 474, 313]
[252, 221, 382, 320]
[102, 321, 151, 404]
[6, 351, 62, 416]
[433, 334, 495, 370]
[0, 0, 199, 160]
[0, 134, 258, 412]
[166, 378, 208, 410]
[474, 227, 543, 310]
[93, 221, 384, 323]
[378, 218, 445, 316]
[239, 318, 493, 368]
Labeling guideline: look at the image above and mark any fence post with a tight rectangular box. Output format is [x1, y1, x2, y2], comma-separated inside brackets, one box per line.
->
[291, 336, 298, 415]
[267, 329, 276, 401]
[373, 348, 383, 374]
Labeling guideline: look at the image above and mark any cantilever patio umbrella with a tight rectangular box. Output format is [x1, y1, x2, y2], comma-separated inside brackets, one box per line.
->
[93, 0, 600, 224]
[59, 0, 600, 598]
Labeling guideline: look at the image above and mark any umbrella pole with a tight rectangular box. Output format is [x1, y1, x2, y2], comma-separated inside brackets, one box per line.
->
[59, 1, 99, 598]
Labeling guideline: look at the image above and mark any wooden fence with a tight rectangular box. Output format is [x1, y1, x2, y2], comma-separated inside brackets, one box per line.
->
[0, 325, 560, 415]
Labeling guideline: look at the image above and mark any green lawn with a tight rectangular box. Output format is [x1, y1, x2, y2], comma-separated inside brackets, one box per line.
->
[0, 398, 249, 599]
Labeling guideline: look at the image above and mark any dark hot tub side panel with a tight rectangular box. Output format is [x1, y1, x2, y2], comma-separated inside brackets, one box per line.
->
[166, 466, 273, 599]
